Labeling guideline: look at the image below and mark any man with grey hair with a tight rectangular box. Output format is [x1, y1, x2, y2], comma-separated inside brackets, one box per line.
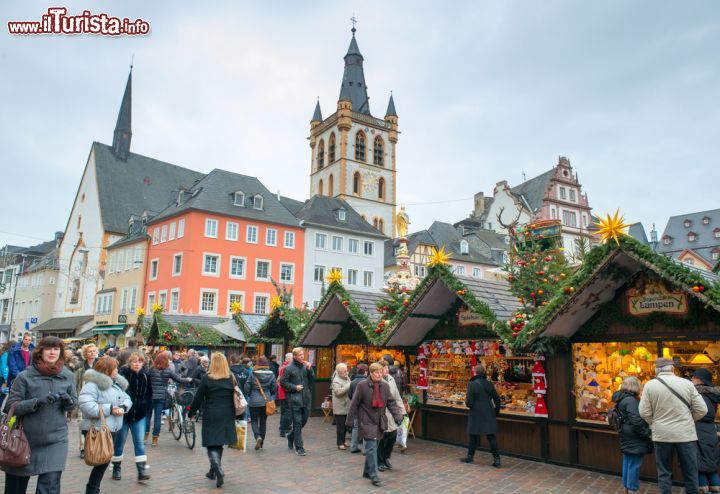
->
[639, 358, 707, 494]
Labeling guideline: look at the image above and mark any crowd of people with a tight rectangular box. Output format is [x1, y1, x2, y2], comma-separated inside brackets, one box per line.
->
[3, 336, 720, 493]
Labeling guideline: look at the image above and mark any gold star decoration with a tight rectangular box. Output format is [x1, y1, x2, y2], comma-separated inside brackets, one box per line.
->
[325, 268, 345, 285]
[136, 307, 145, 316]
[152, 303, 163, 313]
[427, 246, 450, 267]
[270, 295, 283, 311]
[594, 209, 631, 245]
[230, 301, 243, 314]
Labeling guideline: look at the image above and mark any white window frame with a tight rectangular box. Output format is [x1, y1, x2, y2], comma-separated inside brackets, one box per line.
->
[234, 191, 245, 206]
[266, 228, 277, 246]
[362, 270, 374, 288]
[134, 247, 142, 268]
[332, 236, 343, 252]
[255, 259, 272, 281]
[460, 240, 469, 254]
[246, 225, 258, 244]
[348, 238, 359, 254]
[338, 209, 346, 221]
[202, 253, 221, 277]
[158, 290, 168, 311]
[169, 288, 180, 313]
[569, 189, 576, 202]
[226, 222, 239, 241]
[108, 253, 116, 274]
[315, 233, 327, 250]
[253, 195, 264, 210]
[125, 248, 132, 270]
[116, 251, 124, 273]
[472, 267, 482, 278]
[347, 269, 358, 286]
[147, 292, 156, 312]
[172, 253, 183, 277]
[177, 219, 185, 238]
[129, 287, 137, 312]
[229, 256, 247, 279]
[254, 293, 270, 314]
[363, 241, 374, 256]
[455, 265, 466, 275]
[169, 222, 176, 240]
[149, 258, 159, 281]
[284, 231, 295, 248]
[161, 224, 168, 242]
[199, 288, 219, 315]
[152, 228, 160, 245]
[313, 265, 326, 283]
[120, 288, 128, 313]
[559, 186, 566, 200]
[227, 291, 245, 315]
[205, 218, 218, 238]
[279, 263, 295, 283]
[562, 210, 577, 228]
[414, 264, 427, 278]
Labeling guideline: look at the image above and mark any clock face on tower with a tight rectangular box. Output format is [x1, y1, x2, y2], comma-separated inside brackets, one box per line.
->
[362, 171, 378, 192]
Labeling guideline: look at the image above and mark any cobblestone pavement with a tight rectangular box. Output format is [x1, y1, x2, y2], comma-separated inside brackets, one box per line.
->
[18, 416, 683, 493]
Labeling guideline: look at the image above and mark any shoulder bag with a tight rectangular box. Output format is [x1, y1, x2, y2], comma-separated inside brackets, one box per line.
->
[254, 374, 276, 416]
[0, 402, 31, 468]
[656, 377, 692, 411]
[231, 375, 248, 416]
[84, 404, 114, 466]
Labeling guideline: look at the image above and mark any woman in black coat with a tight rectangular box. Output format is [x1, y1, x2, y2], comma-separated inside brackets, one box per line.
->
[611, 376, 653, 494]
[460, 364, 502, 467]
[243, 356, 277, 451]
[691, 368, 720, 492]
[189, 353, 237, 488]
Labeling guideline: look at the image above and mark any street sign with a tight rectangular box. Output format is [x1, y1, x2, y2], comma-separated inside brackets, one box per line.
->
[24, 322, 30, 330]
[30, 317, 38, 324]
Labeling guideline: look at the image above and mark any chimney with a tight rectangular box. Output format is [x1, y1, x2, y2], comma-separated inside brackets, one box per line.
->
[128, 215, 143, 234]
[473, 192, 485, 219]
[650, 224, 658, 244]
[277, 189, 281, 202]
[54, 231, 64, 247]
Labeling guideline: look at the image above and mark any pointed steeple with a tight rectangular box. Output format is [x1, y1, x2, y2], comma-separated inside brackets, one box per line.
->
[112, 67, 132, 161]
[385, 93, 397, 118]
[311, 99, 323, 122]
[338, 27, 371, 115]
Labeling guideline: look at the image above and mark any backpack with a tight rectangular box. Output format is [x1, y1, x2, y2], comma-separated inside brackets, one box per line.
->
[606, 405, 624, 432]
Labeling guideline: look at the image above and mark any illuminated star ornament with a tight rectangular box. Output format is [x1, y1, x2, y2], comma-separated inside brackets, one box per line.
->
[151, 303, 163, 313]
[595, 209, 631, 245]
[230, 301, 243, 314]
[136, 307, 145, 316]
[270, 295, 283, 311]
[427, 246, 450, 267]
[325, 268, 345, 285]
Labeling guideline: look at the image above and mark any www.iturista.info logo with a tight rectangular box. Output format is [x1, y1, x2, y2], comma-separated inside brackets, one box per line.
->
[8, 7, 150, 36]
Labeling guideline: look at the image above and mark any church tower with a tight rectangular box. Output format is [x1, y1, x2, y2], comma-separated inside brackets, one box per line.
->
[112, 67, 132, 161]
[309, 26, 398, 236]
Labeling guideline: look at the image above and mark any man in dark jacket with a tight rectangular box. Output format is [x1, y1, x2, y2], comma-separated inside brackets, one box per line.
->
[346, 362, 405, 487]
[268, 355, 280, 378]
[183, 349, 199, 378]
[349, 363, 368, 453]
[8, 332, 34, 384]
[279, 347, 314, 456]
[691, 368, 720, 493]
[460, 364, 502, 467]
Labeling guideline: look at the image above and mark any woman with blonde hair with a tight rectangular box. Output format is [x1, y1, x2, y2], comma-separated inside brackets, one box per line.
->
[612, 376, 652, 494]
[189, 353, 238, 488]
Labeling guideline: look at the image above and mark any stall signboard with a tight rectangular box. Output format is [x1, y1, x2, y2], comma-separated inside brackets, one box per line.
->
[627, 285, 688, 316]
[458, 307, 485, 327]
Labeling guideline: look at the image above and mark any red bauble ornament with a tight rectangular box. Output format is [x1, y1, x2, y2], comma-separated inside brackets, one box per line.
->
[545, 256, 551, 262]
[403, 300, 409, 306]
[530, 292, 536, 298]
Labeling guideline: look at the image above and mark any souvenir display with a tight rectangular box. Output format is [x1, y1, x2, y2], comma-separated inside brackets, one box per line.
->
[335, 344, 405, 370]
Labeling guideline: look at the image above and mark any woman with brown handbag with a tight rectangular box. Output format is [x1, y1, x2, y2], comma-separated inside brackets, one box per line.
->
[243, 356, 277, 451]
[2, 336, 78, 494]
[79, 357, 131, 494]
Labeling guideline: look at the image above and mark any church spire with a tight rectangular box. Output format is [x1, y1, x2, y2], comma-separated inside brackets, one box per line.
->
[311, 98, 323, 122]
[385, 93, 397, 118]
[338, 23, 371, 115]
[112, 67, 132, 161]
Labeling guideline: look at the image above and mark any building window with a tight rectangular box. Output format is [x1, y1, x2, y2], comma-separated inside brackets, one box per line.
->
[203, 254, 220, 276]
[714, 229, 720, 239]
[353, 172, 361, 195]
[684, 219, 692, 228]
[77, 215, 82, 230]
[562, 210, 577, 227]
[253, 195, 264, 210]
[313, 265, 325, 283]
[254, 295, 269, 314]
[169, 222, 176, 240]
[338, 209, 346, 221]
[569, 189, 576, 202]
[152, 228, 160, 244]
[226, 222, 239, 241]
[355, 131, 366, 161]
[147, 292, 156, 312]
[455, 265, 466, 275]
[683, 258, 695, 266]
[108, 253, 115, 274]
[378, 218, 384, 234]
[228, 292, 244, 314]
[373, 218, 379, 229]
[124, 249, 132, 270]
[234, 191, 245, 206]
[173, 254, 182, 276]
[348, 238, 359, 254]
[178, 219, 185, 238]
[161, 225, 168, 242]
[149, 259, 159, 280]
[120, 289, 128, 313]
[134, 247, 142, 268]
[702, 216, 711, 225]
[170, 289, 180, 313]
[373, 136, 384, 166]
[200, 290, 217, 314]
[229, 256, 246, 278]
[318, 179, 324, 196]
[247, 225, 258, 243]
[328, 174, 334, 196]
[266, 228, 277, 246]
[473, 267, 482, 278]
[559, 187, 566, 200]
[129, 288, 137, 312]
[415, 265, 427, 277]
[551, 208, 556, 219]
[378, 178, 385, 200]
[328, 133, 336, 163]
[315, 233, 327, 249]
[116, 251, 124, 273]
[460, 240, 469, 254]
[364, 241, 374, 256]
[280, 263, 294, 283]
[158, 291, 167, 311]
[205, 219, 218, 238]
[363, 271, 373, 288]
[284, 231, 295, 248]
[688, 232, 697, 242]
[711, 249, 720, 260]
[317, 139, 325, 169]
[332, 236, 343, 251]
[347, 269, 358, 286]
[256, 260, 271, 280]
[663, 236, 672, 245]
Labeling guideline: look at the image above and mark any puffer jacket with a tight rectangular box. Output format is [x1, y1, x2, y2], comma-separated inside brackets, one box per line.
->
[331, 374, 351, 416]
[148, 366, 191, 401]
[119, 366, 152, 423]
[244, 367, 277, 408]
[639, 371, 707, 442]
[79, 369, 131, 432]
[280, 359, 314, 408]
[695, 384, 720, 472]
[611, 390, 653, 455]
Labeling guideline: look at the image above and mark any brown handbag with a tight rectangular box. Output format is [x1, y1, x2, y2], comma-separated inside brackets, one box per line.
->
[0, 403, 31, 468]
[83, 405, 114, 466]
[231, 375, 248, 416]
[253, 374, 276, 416]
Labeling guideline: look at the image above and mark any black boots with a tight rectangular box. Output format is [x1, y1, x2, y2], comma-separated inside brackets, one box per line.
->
[111, 462, 122, 480]
[492, 454, 501, 468]
[136, 461, 151, 481]
[459, 455, 473, 463]
[208, 447, 224, 488]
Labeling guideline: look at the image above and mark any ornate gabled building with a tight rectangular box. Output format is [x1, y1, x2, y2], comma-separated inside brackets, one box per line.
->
[309, 27, 398, 237]
[657, 208, 720, 271]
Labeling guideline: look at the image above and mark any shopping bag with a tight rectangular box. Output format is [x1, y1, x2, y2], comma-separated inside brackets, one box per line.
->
[395, 415, 409, 449]
[229, 419, 248, 451]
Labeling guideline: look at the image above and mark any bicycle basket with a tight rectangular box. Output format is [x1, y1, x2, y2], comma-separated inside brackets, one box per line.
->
[177, 390, 196, 407]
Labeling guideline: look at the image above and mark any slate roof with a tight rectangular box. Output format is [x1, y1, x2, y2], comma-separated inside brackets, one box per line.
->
[657, 208, 720, 264]
[293, 195, 385, 238]
[278, 196, 306, 216]
[108, 232, 149, 250]
[161, 314, 227, 327]
[151, 169, 300, 228]
[312, 100, 322, 122]
[628, 222, 649, 245]
[25, 248, 60, 273]
[34, 315, 94, 332]
[509, 169, 555, 212]
[346, 290, 385, 324]
[458, 276, 517, 321]
[93, 142, 204, 234]
[339, 34, 371, 115]
[238, 313, 268, 333]
[385, 94, 397, 118]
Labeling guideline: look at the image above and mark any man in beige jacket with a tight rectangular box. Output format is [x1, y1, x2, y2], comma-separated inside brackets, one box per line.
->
[639, 358, 707, 494]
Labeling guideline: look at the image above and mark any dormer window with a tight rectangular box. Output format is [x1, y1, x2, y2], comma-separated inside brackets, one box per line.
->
[460, 240, 469, 254]
[711, 248, 720, 260]
[702, 216, 711, 225]
[662, 235, 673, 245]
[688, 232, 697, 242]
[338, 209, 346, 221]
[684, 219, 692, 228]
[714, 228, 720, 239]
[253, 195, 263, 210]
[233, 191, 245, 207]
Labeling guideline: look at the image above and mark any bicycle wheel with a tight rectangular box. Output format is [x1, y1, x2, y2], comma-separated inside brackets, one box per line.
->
[170, 405, 182, 441]
[183, 411, 196, 449]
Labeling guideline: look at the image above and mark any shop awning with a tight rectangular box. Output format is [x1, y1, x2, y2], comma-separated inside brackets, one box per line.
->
[34, 315, 94, 333]
[92, 325, 126, 334]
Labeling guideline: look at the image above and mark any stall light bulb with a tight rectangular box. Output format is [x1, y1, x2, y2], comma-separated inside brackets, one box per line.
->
[662, 348, 672, 359]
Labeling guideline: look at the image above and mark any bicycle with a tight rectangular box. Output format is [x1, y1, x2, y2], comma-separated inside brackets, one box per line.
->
[167, 383, 196, 449]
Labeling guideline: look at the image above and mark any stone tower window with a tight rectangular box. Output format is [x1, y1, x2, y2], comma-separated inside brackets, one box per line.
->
[373, 136, 384, 166]
[355, 131, 366, 162]
[378, 177, 385, 200]
[329, 133, 336, 163]
[328, 174, 334, 196]
[317, 139, 325, 169]
[353, 172, 361, 195]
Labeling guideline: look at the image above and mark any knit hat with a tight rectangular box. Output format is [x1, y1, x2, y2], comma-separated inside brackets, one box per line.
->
[654, 357, 674, 368]
[693, 368, 713, 386]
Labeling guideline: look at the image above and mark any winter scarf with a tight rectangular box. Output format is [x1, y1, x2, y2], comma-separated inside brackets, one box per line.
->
[33, 355, 65, 377]
[372, 380, 382, 408]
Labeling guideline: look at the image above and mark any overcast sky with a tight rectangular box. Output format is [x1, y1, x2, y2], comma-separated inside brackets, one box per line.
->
[1, 1, 719, 249]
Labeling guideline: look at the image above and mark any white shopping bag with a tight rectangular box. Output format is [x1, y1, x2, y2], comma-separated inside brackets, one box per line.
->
[395, 416, 409, 449]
